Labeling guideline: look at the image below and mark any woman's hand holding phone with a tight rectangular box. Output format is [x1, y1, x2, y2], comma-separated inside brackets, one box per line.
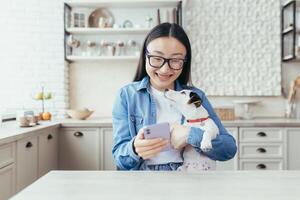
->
[133, 128, 169, 160]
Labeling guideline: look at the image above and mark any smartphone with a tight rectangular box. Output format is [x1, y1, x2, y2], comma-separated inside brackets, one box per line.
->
[143, 122, 171, 151]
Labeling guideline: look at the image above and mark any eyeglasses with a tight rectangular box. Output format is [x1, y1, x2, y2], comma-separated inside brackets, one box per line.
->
[145, 50, 186, 70]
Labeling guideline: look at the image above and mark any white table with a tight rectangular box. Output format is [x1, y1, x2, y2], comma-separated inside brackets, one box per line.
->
[10, 170, 300, 200]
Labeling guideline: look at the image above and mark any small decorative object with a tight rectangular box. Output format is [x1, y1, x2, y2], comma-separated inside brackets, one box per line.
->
[234, 100, 260, 120]
[115, 40, 125, 56]
[107, 43, 116, 56]
[214, 106, 235, 121]
[127, 40, 140, 56]
[172, 8, 177, 23]
[156, 9, 161, 25]
[99, 40, 108, 56]
[88, 8, 114, 28]
[71, 9, 89, 27]
[66, 108, 94, 120]
[66, 35, 80, 48]
[145, 15, 153, 28]
[32, 84, 53, 121]
[122, 20, 133, 28]
[286, 76, 300, 118]
[86, 40, 96, 56]
[98, 17, 106, 28]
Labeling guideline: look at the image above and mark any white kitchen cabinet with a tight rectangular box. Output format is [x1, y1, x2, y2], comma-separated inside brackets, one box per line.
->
[16, 136, 38, 192]
[216, 127, 239, 170]
[0, 142, 15, 200]
[100, 128, 116, 170]
[286, 128, 300, 169]
[0, 164, 15, 200]
[38, 128, 58, 177]
[59, 128, 100, 170]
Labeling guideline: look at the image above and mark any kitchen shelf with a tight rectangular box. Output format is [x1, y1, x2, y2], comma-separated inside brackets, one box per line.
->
[66, 0, 182, 8]
[64, 0, 183, 63]
[66, 27, 152, 34]
[66, 55, 139, 62]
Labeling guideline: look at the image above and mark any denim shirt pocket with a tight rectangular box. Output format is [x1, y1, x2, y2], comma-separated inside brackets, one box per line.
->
[130, 115, 144, 135]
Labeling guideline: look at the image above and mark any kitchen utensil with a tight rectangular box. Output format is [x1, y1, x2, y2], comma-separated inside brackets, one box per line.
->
[88, 8, 114, 28]
[66, 109, 94, 120]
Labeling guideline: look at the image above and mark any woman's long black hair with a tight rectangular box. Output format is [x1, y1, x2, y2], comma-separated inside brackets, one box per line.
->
[133, 22, 192, 86]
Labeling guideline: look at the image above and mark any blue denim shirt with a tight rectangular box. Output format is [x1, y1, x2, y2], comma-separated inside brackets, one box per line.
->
[112, 76, 237, 170]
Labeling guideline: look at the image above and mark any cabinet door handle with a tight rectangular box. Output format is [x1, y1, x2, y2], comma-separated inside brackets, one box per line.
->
[26, 142, 33, 148]
[47, 134, 53, 140]
[257, 132, 267, 137]
[74, 131, 84, 137]
[256, 164, 267, 170]
[256, 147, 267, 153]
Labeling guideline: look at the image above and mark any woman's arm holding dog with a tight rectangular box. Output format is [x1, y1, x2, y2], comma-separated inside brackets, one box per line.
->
[187, 90, 237, 161]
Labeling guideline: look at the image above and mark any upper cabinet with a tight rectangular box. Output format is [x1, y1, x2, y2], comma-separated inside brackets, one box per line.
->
[281, 0, 300, 61]
[64, 0, 183, 63]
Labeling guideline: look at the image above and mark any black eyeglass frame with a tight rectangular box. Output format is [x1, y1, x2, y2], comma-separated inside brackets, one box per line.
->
[145, 50, 187, 70]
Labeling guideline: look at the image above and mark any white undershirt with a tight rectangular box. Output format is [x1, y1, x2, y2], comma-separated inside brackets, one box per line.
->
[145, 86, 183, 165]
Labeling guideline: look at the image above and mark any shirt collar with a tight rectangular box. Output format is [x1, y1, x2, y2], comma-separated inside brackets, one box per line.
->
[136, 76, 184, 92]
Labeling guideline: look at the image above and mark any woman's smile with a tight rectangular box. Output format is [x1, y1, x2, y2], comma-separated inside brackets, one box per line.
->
[156, 72, 173, 81]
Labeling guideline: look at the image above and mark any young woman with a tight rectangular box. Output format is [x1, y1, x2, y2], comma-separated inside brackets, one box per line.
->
[112, 23, 237, 171]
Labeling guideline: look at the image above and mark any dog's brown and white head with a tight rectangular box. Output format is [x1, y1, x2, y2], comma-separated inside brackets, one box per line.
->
[164, 89, 208, 119]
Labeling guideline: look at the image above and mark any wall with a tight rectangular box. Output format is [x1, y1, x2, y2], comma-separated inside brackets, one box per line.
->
[0, 0, 68, 116]
[185, 0, 282, 96]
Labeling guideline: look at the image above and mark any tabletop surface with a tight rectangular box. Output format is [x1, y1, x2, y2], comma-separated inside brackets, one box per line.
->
[10, 170, 300, 200]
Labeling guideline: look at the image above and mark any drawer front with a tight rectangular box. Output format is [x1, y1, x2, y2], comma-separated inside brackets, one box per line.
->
[239, 128, 283, 142]
[239, 143, 283, 158]
[0, 164, 15, 200]
[239, 159, 283, 170]
[0, 143, 15, 169]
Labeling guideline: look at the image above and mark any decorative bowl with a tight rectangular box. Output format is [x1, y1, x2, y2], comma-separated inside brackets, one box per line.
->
[66, 109, 94, 120]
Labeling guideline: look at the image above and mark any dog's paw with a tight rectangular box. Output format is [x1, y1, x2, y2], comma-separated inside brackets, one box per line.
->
[200, 141, 212, 152]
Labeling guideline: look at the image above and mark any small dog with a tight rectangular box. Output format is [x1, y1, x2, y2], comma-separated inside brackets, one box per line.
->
[164, 89, 219, 171]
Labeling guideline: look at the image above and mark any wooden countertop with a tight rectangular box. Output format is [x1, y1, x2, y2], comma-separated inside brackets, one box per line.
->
[10, 170, 300, 200]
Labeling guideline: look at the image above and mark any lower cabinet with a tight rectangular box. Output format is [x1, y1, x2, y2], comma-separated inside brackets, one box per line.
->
[100, 128, 116, 170]
[0, 164, 15, 200]
[59, 128, 100, 170]
[216, 127, 239, 170]
[59, 127, 116, 171]
[0, 142, 16, 200]
[38, 128, 58, 177]
[286, 128, 300, 170]
[16, 136, 38, 192]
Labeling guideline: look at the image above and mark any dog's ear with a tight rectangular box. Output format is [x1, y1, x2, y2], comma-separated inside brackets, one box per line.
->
[187, 92, 202, 108]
